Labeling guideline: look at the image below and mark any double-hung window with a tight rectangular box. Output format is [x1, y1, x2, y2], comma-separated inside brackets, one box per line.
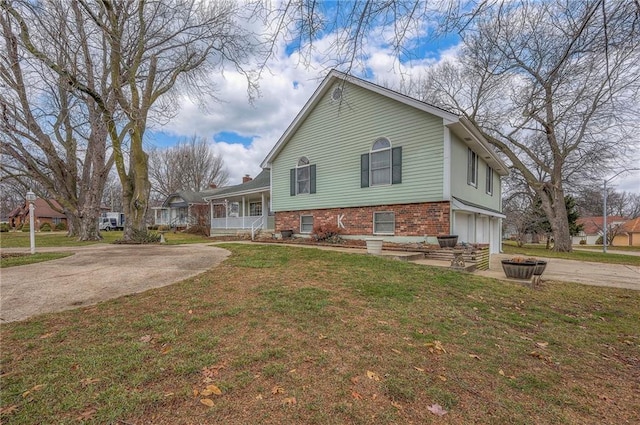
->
[373, 211, 395, 235]
[361, 138, 402, 188]
[300, 215, 314, 233]
[467, 148, 478, 187]
[290, 157, 316, 196]
[485, 165, 494, 195]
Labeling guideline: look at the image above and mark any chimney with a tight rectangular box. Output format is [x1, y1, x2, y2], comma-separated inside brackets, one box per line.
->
[209, 183, 217, 189]
[242, 174, 252, 183]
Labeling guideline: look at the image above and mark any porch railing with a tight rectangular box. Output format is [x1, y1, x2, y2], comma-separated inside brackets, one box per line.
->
[211, 216, 274, 231]
[251, 216, 263, 240]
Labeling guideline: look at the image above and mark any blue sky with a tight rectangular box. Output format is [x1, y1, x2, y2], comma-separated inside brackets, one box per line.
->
[147, 3, 639, 193]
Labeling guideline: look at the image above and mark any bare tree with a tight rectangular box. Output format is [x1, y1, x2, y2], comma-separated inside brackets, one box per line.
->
[149, 136, 229, 200]
[420, 0, 640, 251]
[2, 0, 257, 241]
[0, 7, 113, 240]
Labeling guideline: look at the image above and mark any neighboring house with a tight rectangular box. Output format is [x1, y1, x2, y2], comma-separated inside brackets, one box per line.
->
[260, 70, 509, 253]
[573, 216, 627, 245]
[153, 188, 220, 229]
[8, 198, 67, 229]
[619, 217, 640, 247]
[204, 170, 273, 235]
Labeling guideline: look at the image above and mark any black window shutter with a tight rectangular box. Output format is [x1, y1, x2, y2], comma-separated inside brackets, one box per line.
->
[361, 153, 369, 188]
[290, 168, 296, 196]
[392, 147, 402, 184]
[310, 164, 316, 194]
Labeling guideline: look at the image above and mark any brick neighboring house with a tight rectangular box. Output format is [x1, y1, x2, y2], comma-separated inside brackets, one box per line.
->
[8, 198, 67, 230]
[573, 216, 628, 245]
[261, 70, 509, 253]
[620, 217, 640, 247]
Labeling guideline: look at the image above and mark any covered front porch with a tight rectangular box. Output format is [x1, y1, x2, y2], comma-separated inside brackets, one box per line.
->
[208, 193, 274, 236]
[451, 197, 505, 254]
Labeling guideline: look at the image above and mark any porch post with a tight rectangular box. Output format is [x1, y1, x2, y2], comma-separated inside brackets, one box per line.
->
[209, 201, 214, 233]
[242, 196, 246, 229]
[261, 192, 267, 229]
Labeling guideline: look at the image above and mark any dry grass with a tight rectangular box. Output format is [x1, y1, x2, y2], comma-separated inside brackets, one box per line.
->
[1, 244, 638, 424]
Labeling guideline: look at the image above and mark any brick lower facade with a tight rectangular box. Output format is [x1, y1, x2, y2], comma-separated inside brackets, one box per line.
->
[275, 202, 451, 237]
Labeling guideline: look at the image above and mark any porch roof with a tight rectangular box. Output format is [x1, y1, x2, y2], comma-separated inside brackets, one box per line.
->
[452, 197, 506, 219]
[204, 170, 270, 201]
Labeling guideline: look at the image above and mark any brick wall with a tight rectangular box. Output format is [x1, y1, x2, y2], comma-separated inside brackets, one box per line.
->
[275, 202, 450, 237]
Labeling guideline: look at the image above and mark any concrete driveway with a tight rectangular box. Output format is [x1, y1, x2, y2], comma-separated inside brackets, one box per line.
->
[0, 243, 230, 323]
[476, 253, 640, 291]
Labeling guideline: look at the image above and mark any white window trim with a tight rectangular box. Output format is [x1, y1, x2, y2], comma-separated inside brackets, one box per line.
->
[467, 148, 478, 188]
[373, 211, 395, 235]
[486, 166, 494, 196]
[370, 137, 392, 186]
[300, 215, 314, 234]
[296, 156, 310, 195]
[249, 201, 262, 217]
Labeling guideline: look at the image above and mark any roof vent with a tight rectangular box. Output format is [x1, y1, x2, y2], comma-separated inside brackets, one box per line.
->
[331, 87, 343, 101]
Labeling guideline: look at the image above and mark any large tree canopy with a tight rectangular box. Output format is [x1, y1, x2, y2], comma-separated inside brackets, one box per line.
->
[420, 0, 640, 251]
[2, 0, 258, 240]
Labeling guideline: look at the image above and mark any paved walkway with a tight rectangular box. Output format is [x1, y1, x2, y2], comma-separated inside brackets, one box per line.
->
[0, 243, 229, 323]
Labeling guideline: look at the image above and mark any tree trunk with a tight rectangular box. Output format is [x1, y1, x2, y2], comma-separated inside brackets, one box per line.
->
[538, 185, 572, 252]
[121, 132, 151, 241]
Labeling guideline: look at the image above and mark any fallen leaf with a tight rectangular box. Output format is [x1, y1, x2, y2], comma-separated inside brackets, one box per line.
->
[535, 341, 549, 349]
[193, 388, 199, 397]
[425, 340, 447, 354]
[21, 391, 31, 398]
[350, 376, 359, 385]
[271, 386, 284, 394]
[202, 363, 226, 379]
[283, 397, 297, 406]
[366, 370, 381, 381]
[498, 369, 505, 376]
[318, 334, 328, 340]
[469, 354, 481, 360]
[206, 384, 223, 396]
[161, 346, 172, 354]
[288, 369, 297, 374]
[256, 394, 263, 400]
[39, 333, 54, 339]
[164, 392, 174, 397]
[200, 389, 213, 396]
[0, 405, 18, 415]
[391, 348, 401, 355]
[427, 403, 448, 416]
[80, 378, 101, 387]
[200, 398, 214, 407]
[351, 391, 363, 400]
[188, 309, 193, 314]
[413, 366, 425, 372]
[31, 384, 45, 392]
[438, 375, 447, 382]
[76, 409, 97, 421]
[140, 335, 152, 343]
[391, 401, 403, 410]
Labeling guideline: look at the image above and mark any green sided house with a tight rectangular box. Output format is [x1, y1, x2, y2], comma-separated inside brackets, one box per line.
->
[261, 70, 509, 253]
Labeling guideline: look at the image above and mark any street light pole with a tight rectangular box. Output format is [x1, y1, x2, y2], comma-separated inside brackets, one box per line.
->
[26, 190, 37, 255]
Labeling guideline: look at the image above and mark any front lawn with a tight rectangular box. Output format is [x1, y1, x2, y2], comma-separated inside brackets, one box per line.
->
[1, 244, 638, 424]
[0, 252, 72, 268]
[0, 231, 210, 249]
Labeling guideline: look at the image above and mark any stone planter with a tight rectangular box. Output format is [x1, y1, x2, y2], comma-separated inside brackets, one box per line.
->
[533, 260, 547, 276]
[501, 259, 537, 280]
[365, 238, 384, 255]
[280, 229, 293, 239]
[437, 235, 458, 248]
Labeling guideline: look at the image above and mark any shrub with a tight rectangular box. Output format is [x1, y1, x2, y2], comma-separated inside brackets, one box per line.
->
[55, 222, 67, 231]
[39, 222, 52, 232]
[579, 239, 587, 245]
[0, 223, 9, 232]
[21, 223, 30, 232]
[311, 222, 343, 244]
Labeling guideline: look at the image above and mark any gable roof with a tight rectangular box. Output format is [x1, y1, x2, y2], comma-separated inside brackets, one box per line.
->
[577, 216, 628, 235]
[161, 188, 221, 207]
[204, 170, 270, 201]
[260, 69, 509, 175]
[621, 217, 640, 233]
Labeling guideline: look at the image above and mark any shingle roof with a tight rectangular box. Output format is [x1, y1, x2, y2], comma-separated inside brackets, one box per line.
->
[621, 217, 640, 233]
[577, 216, 628, 235]
[204, 170, 270, 200]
